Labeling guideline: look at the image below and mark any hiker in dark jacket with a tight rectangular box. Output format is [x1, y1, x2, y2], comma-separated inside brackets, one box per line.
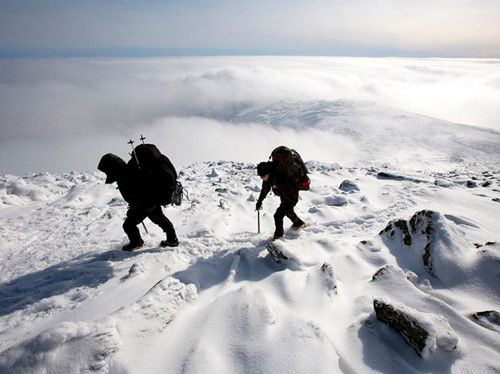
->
[256, 161, 306, 240]
[98, 153, 178, 251]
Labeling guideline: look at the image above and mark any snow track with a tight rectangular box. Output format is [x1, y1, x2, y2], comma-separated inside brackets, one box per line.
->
[1, 161, 499, 373]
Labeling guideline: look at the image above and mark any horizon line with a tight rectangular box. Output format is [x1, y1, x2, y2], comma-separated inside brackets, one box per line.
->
[1, 47, 499, 60]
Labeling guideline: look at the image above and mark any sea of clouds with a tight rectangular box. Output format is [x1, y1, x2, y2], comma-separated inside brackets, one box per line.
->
[0, 56, 499, 174]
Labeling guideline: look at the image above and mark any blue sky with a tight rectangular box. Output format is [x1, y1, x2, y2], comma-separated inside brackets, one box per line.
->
[1, 0, 499, 58]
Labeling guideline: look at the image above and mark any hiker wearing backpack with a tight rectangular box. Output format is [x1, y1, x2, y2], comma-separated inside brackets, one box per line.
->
[97, 144, 179, 251]
[256, 146, 310, 240]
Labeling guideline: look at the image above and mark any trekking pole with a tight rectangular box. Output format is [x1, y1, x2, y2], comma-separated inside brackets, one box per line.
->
[127, 139, 148, 234]
[140, 134, 146, 144]
[128, 139, 140, 169]
[257, 209, 261, 234]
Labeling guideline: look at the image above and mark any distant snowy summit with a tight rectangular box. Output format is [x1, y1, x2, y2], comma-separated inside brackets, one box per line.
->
[232, 100, 500, 169]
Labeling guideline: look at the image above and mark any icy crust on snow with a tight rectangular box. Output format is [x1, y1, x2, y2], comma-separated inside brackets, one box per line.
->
[0, 161, 499, 373]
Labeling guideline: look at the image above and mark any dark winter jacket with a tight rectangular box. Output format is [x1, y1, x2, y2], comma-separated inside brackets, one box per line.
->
[98, 153, 156, 208]
[257, 165, 299, 204]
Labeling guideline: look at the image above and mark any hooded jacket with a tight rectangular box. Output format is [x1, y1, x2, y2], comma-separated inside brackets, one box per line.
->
[98, 153, 156, 208]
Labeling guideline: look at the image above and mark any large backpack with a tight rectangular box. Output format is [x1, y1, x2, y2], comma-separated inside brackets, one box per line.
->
[128, 144, 182, 206]
[270, 146, 310, 190]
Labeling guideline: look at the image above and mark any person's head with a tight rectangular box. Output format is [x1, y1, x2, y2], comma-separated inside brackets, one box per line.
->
[97, 153, 127, 184]
[257, 161, 273, 181]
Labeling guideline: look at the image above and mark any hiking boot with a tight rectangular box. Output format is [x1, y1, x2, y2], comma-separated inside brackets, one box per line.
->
[272, 229, 284, 241]
[122, 239, 144, 251]
[291, 220, 306, 230]
[161, 237, 179, 247]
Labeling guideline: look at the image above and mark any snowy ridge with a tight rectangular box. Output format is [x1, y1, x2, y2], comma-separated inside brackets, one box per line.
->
[0, 160, 499, 373]
[232, 100, 500, 170]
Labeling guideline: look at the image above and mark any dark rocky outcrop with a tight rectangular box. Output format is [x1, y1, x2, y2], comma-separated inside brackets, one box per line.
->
[371, 266, 390, 281]
[374, 300, 429, 357]
[377, 172, 405, 180]
[471, 310, 500, 332]
[380, 210, 437, 275]
[466, 180, 477, 188]
[379, 219, 412, 246]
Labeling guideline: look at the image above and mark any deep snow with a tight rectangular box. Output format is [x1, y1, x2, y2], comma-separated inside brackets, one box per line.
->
[0, 102, 499, 373]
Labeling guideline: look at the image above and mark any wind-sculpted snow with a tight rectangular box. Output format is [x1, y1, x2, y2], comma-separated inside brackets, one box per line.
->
[0, 161, 499, 373]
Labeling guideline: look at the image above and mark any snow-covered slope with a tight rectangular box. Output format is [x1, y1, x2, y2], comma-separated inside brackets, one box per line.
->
[232, 100, 500, 170]
[1, 158, 499, 373]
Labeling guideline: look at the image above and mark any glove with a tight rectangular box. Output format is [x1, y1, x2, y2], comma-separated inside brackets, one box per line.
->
[256, 200, 263, 211]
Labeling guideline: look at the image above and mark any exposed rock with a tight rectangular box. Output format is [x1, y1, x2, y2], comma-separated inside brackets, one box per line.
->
[319, 263, 337, 295]
[339, 180, 360, 192]
[324, 195, 347, 206]
[409, 210, 436, 274]
[374, 300, 429, 356]
[379, 219, 412, 246]
[207, 168, 219, 178]
[466, 180, 477, 188]
[374, 299, 458, 357]
[377, 171, 405, 180]
[434, 179, 454, 187]
[380, 210, 438, 276]
[474, 241, 496, 249]
[371, 266, 390, 281]
[481, 181, 491, 187]
[471, 310, 500, 333]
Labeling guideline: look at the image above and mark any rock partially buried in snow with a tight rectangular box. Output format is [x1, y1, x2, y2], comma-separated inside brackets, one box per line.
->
[471, 310, 500, 333]
[324, 195, 347, 206]
[465, 180, 477, 188]
[126, 262, 147, 278]
[434, 179, 454, 188]
[339, 180, 360, 192]
[207, 168, 219, 178]
[379, 210, 441, 276]
[380, 219, 412, 246]
[374, 299, 458, 358]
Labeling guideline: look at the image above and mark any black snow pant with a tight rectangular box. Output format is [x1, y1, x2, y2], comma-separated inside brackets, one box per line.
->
[273, 193, 302, 237]
[123, 205, 176, 243]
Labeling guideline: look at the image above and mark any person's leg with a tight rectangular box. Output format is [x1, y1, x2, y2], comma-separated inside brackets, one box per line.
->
[283, 191, 303, 225]
[273, 205, 286, 238]
[274, 197, 297, 238]
[148, 206, 178, 246]
[148, 206, 177, 239]
[122, 207, 148, 250]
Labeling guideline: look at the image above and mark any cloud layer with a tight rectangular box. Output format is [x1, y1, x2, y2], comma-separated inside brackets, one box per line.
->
[0, 56, 499, 174]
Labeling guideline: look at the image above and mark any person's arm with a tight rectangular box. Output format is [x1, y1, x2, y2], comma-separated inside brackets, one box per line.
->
[256, 180, 271, 210]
